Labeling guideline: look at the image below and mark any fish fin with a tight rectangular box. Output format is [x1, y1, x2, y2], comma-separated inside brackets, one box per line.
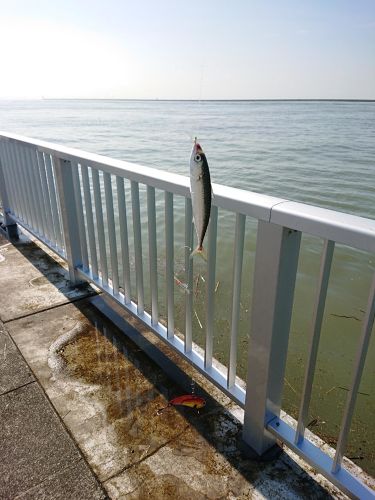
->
[190, 246, 207, 261]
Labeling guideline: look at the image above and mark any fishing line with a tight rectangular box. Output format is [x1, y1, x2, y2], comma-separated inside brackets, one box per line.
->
[189, 63, 205, 143]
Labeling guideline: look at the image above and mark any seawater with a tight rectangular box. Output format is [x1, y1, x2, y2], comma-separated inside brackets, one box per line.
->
[1, 99, 374, 474]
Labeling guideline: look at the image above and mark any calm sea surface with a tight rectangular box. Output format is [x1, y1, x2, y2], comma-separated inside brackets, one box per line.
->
[1, 99, 374, 474]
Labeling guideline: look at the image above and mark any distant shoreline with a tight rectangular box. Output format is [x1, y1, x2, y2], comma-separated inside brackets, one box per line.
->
[1, 98, 375, 103]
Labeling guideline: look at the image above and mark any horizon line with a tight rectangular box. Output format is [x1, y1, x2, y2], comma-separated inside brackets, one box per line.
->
[1, 98, 375, 103]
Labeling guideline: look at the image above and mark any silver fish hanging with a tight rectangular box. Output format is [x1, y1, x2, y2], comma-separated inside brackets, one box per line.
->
[189, 138, 212, 259]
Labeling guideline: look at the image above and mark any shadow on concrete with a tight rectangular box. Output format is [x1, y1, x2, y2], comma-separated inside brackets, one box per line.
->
[0, 235, 97, 323]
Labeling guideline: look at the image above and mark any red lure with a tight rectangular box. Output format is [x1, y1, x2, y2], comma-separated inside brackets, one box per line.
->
[169, 394, 206, 409]
[157, 394, 206, 415]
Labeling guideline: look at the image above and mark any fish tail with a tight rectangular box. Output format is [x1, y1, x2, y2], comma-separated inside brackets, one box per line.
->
[190, 246, 207, 261]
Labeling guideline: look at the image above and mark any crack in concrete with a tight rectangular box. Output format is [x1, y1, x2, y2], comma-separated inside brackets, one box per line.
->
[3, 294, 97, 324]
[0, 380, 36, 398]
[103, 424, 190, 483]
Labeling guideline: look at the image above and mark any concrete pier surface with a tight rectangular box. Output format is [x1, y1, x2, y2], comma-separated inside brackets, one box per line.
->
[0, 230, 373, 499]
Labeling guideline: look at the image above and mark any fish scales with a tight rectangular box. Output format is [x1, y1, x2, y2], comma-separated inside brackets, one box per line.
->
[190, 139, 212, 259]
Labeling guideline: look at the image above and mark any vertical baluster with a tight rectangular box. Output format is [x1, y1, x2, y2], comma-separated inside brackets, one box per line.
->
[13, 143, 31, 226]
[14, 144, 27, 221]
[0, 143, 14, 229]
[29, 147, 47, 238]
[116, 176, 131, 304]
[131, 180, 144, 314]
[22, 146, 40, 234]
[7, 141, 25, 221]
[52, 159, 66, 251]
[20, 144, 39, 232]
[184, 197, 194, 353]
[0, 142, 17, 218]
[295, 239, 335, 444]
[3, 142, 20, 218]
[53, 157, 83, 283]
[104, 172, 119, 295]
[147, 185, 158, 325]
[13, 142, 26, 220]
[165, 191, 174, 338]
[332, 272, 375, 473]
[81, 165, 98, 278]
[37, 151, 54, 243]
[205, 205, 218, 369]
[45, 154, 63, 249]
[92, 168, 108, 286]
[13, 143, 32, 227]
[72, 161, 89, 271]
[227, 213, 246, 388]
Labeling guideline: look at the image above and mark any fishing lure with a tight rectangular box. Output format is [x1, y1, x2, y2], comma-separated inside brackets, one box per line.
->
[157, 394, 206, 415]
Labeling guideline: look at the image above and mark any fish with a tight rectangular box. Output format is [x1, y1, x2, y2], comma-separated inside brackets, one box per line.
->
[156, 394, 206, 414]
[190, 138, 212, 259]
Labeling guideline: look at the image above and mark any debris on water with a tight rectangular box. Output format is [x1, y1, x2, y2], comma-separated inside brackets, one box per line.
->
[326, 385, 370, 396]
[331, 313, 361, 322]
[194, 309, 203, 329]
[174, 275, 191, 294]
[240, 302, 249, 313]
[326, 386, 336, 395]
[194, 275, 200, 297]
[284, 377, 297, 395]
[307, 418, 319, 428]
[338, 386, 370, 396]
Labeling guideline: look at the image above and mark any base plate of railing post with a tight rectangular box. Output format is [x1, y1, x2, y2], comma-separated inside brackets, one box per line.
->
[6, 223, 19, 241]
[238, 439, 283, 462]
[0, 222, 19, 241]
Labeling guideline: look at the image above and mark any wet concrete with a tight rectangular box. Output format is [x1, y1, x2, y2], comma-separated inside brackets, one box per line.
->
[2, 231, 373, 498]
[7, 297, 349, 499]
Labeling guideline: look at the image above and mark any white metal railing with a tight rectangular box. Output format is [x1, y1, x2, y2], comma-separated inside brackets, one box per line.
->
[0, 132, 374, 499]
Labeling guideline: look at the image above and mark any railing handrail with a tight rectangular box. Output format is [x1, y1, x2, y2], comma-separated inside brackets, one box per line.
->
[1, 131, 374, 253]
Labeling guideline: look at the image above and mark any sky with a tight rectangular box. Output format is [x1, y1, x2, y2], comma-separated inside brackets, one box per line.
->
[0, 0, 374, 100]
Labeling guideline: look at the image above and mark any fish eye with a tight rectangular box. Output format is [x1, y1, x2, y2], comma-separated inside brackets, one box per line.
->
[194, 154, 201, 162]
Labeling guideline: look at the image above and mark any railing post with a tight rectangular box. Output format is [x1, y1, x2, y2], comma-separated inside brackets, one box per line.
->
[0, 153, 18, 240]
[53, 157, 83, 284]
[243, 220, 301, 455]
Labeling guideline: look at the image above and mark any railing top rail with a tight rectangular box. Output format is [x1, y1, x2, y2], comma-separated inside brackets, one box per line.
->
[271, 202, 375, 254]
[1, 131, 374, 252]
[0, 131, 284, 222]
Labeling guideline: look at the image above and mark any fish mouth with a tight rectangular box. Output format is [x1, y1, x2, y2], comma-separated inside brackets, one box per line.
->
[194, 141, 203, 154]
